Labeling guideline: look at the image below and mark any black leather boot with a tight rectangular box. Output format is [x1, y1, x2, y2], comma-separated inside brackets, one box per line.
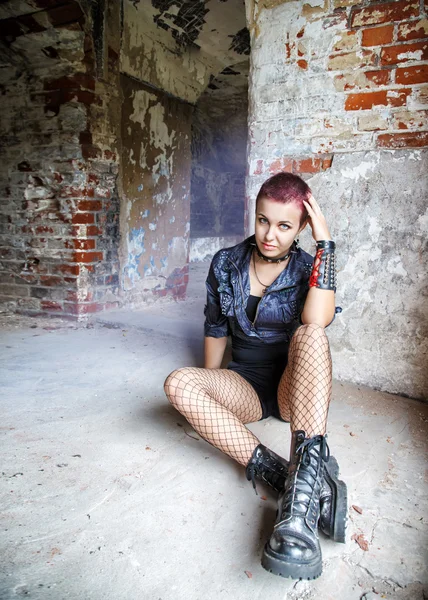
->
[246, 443, 347, 543]
[261, 431, 330, 580]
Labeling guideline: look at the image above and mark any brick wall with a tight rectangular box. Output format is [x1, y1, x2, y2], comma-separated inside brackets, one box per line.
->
[0, 0, 121, 318]
[246, 0, 428, 399]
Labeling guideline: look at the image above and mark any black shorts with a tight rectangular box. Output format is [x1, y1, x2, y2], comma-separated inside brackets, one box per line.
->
[227, 359, 288, 421]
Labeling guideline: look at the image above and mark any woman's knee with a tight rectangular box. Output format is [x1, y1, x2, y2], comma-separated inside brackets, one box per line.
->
[292, 323, 329, 346]
[164, 367, 202, 408]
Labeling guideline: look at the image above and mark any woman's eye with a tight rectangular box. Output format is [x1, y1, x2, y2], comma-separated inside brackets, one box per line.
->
[280, 224, 289, 230]
[259, 218, 268, 224]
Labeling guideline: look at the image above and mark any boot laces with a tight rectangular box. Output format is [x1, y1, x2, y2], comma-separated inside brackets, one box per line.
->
[296, 435, 330, 466]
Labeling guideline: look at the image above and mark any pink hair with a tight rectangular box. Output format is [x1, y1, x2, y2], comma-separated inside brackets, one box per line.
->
[256, 173, 310, 225]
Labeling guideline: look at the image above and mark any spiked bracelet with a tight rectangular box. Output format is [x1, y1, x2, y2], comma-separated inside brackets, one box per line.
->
[309, 241, 336, 291]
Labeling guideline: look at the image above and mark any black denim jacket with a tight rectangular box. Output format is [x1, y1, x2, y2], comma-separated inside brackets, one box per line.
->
[204, 235, 315, 345]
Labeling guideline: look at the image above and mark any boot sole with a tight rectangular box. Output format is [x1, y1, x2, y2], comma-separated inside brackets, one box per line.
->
[262, 544, 322, 580]
[325, 457, 348, 543]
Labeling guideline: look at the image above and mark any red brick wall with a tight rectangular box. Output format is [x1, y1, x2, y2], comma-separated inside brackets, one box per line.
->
[248, 0, 428, 183]
[0, 0, 121, 318]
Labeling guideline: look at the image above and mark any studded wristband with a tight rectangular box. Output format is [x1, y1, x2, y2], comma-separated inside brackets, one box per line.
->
[309, 241, 336, 291]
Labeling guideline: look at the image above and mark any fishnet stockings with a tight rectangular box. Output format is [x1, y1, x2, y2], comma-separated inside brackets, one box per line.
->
[277, 324, 332, 437]
[164, 368, 262, 466]
[164, 324, 332, 467]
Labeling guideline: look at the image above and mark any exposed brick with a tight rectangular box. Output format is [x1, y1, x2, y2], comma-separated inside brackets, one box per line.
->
[40, 300, 63, 311]
[391, 109, 428, 130]
[377, 131, 428, 147]
[1, 283, 29, 297]
[398, 19, 428, 41]
[361, 24, 394, 47]
[380, 41, 428, 66]
[86, 226, 102, 236]
[55, 264, 80, 276]
[297, 59, 308, 69]
[328, 50, 375, 71]
[409, 84, 428, 108]
[72, 213, 95, 225]
[293, 157, 323, 173]
[63, 302, 99, 315]
[323, 11, 347, 29]
[77, 200, 102, 212]
[332, 31, 358, 53]
[358, 113, 389, 131]
[40, 275, 63, 286]
[62, 186, 95, 199]
[334, 69, 391, 91]
[396, 64, 428, 85]
[345, 88, 411, 110]
[72, 239, 96, 250]
[351, 1, 419, 28]
[66, 290, 94, 302]
[73, 251, 103, 263]
[269, 158, 293, 175]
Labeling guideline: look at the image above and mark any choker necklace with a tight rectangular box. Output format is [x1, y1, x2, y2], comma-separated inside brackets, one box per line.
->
[255, 243, 293, 264]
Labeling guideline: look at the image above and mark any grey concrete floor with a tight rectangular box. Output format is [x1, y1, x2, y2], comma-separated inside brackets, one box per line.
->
[1, 263, 427, 600]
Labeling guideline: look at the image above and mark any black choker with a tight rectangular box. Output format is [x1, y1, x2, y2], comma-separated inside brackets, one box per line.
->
[255, 243, 294, 264]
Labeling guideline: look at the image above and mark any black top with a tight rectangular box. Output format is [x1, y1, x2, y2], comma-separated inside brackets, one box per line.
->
[245, 294, 261, 322]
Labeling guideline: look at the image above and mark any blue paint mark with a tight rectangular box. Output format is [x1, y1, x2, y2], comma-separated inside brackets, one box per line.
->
[124, 227, 146, 286]
[142, 209, 149, 218]
[169, 216, 175, 224]
[150, 255, 155, 268]
[161, 256, 168, 268]
[138, 184, 144, 192]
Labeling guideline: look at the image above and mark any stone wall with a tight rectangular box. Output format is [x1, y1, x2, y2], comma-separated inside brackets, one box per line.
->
[245, 0, 428, 399]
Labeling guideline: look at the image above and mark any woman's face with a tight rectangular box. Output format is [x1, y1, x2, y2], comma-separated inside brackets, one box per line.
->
[255, 196, 305, 258]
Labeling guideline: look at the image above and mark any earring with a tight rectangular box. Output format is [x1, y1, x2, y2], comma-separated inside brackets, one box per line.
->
[295, 237, 300, 249]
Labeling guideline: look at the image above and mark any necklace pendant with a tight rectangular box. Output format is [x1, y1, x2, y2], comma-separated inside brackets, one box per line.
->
[262, 288, 267, 294]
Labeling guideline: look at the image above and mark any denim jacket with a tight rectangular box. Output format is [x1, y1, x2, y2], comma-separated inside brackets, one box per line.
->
[204, 235, 315, 345]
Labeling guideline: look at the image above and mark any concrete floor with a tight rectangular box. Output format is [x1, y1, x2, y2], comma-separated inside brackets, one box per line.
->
[1, 263, 427, 600]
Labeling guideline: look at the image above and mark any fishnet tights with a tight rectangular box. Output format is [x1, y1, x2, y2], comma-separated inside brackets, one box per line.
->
[164, 368, 262, 466]
[164, 324, 332, 467]
[278, 324, 332, 437]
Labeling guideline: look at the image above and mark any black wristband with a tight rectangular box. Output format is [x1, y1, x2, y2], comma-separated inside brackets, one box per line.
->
[316, 240, 336, 250]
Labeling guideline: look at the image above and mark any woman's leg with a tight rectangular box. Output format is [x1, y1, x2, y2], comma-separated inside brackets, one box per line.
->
[262, 324, 346, 580]
[277, 323, 332, 435]
[164, 367, 262, 466]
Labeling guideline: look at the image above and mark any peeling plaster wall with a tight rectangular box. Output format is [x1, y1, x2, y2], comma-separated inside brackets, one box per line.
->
[119, 75, 192, 303]
[246, 1, 428, 399]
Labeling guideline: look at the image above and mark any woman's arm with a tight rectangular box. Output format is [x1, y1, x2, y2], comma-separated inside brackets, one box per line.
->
[204, 336, 228, 369]
[301, 288, 335, 328]
[300, 195, 336, 328]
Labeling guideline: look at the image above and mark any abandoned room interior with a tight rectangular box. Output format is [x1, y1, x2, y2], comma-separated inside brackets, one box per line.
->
[0, 0, 427, 598]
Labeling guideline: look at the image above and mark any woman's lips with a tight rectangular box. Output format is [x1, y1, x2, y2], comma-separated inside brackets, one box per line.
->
[262, 243, 276, 250]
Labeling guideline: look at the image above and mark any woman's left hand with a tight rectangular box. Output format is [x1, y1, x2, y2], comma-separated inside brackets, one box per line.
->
[302, 194, 332, 242]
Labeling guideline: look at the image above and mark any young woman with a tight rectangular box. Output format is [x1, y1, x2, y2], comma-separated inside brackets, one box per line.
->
[164, 172, 347, 581]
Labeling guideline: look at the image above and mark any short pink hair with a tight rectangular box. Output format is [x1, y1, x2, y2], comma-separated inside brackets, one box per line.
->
[256, 173, 310, 226]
